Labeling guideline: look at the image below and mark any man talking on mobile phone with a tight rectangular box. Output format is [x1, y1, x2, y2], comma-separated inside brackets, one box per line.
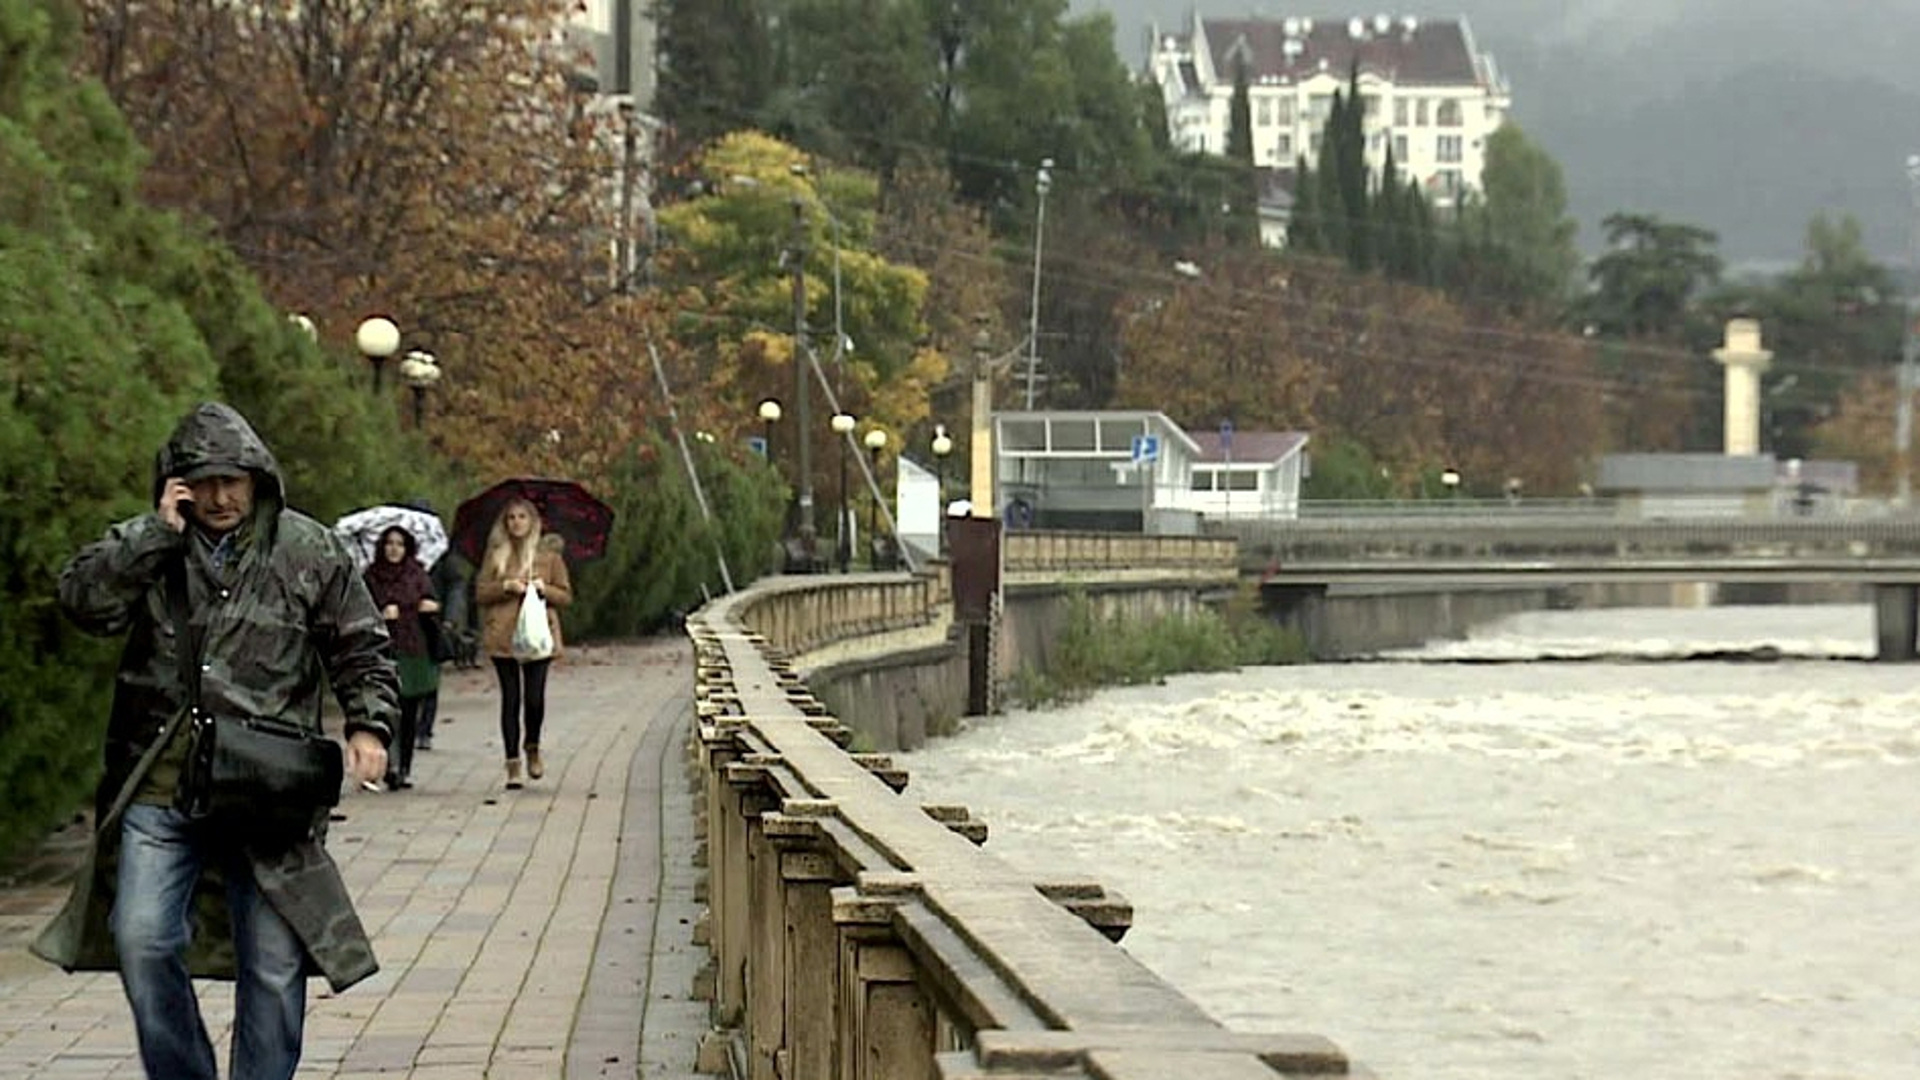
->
[33, 401, 397, 1080]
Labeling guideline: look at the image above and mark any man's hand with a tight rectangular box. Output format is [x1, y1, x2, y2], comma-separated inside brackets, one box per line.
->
[344, 731, 387, 786]
[157, 478, 194, 533]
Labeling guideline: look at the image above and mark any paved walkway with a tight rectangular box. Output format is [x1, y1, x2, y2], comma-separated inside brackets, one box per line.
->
[0, 639, 707, 1079]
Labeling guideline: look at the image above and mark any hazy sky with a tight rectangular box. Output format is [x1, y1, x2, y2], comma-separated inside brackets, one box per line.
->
[1071, 1, 1920, 263]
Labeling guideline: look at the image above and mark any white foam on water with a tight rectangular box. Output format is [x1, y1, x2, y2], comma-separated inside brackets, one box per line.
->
[898, 603, 1920, 1079]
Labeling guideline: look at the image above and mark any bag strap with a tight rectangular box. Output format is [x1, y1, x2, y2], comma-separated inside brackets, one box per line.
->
[163, 555, 204, 714]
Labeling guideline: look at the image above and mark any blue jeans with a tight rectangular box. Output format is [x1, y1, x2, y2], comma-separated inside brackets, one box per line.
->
[112, 804, 307, 1080]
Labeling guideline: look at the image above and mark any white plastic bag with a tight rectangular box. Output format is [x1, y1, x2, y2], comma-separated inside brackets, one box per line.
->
[510, 587, 554, 661]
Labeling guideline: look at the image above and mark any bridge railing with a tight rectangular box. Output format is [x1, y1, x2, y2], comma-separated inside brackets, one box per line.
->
[738, 534, 1241, 663]
[688, 589, 1368, 1079]
[1219, 515, 1920, 564]
[1005, 530, 1238, 576]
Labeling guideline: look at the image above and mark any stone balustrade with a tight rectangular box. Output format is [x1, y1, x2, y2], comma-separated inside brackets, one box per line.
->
[687, 584, 1371, 1079]
[734, 533, 1240, 669]
[1005, 531, 1239, 581]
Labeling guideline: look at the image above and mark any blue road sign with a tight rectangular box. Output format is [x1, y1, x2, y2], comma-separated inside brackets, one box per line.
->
[1130, 434, 1160, 464]
[748, 435, 769, 457]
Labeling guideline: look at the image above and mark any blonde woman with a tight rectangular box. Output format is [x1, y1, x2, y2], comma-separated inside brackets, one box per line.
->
[473, 498, 572, 789]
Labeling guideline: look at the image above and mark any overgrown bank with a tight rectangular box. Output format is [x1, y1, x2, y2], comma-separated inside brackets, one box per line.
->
[1008, 590, 1307, 708]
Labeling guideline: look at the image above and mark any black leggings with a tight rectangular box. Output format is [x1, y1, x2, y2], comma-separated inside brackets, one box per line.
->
[390, 696, 422, 781]
[492, 657, 551, 759]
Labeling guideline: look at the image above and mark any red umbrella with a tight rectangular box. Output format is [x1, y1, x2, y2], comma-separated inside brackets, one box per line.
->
[451, 478, 614, 565]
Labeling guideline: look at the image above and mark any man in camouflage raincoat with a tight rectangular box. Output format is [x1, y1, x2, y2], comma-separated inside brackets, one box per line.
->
[33, 402, 396, 1080]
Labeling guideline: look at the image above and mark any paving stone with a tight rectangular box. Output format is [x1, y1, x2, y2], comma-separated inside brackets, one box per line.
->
[0, 641, 709, 1079]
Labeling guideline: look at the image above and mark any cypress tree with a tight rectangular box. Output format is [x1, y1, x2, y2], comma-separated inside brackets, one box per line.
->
[1314, 91, 1348, 259]
[1377, 143, 1402, 277]
[1336, 61, 1371, 271]
[1226, 58, 1259, 247]
[1288, 152, 1320, 252]
[0, 0, 221, 859]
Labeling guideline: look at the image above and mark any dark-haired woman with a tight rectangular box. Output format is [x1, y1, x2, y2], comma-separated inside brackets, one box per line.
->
[363, 525, 440, 789]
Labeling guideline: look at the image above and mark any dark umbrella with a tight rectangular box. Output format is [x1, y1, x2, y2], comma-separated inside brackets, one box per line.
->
[451, 478, 614, 565]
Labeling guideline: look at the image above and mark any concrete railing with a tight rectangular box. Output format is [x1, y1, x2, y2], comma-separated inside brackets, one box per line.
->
[687, 588, 1369, 1079]
[733, 533, 1241, 666]
[735, 572, 949, 659]
[1220, 515, 1920, 565]
[1004, 531, 1239, 577]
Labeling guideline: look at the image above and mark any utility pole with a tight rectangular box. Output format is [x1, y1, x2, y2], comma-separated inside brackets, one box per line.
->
[789, 198, 817, 552]
[1024, 158, 1053, 409]
[611, 0, 637, 294]
[1900, 153, 1920, 507]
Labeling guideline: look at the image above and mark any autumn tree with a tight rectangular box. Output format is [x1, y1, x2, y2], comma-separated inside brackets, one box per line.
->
[1115, 255, 1604, 495]
[654, 132, 948, 526]
[76, 0, 656, 485]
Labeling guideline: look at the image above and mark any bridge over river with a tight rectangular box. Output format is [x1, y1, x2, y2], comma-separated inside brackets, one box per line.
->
[1213, 511, 1920, 659]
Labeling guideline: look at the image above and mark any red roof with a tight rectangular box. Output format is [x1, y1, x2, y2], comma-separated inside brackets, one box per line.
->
[1189, 431, 1308, 464]
[1204, 17, 1480, 86]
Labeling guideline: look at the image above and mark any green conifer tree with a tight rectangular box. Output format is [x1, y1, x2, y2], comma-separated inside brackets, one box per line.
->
[1225, 58, 1260, 247]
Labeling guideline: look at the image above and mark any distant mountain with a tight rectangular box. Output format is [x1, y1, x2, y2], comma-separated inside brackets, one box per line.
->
[1536, 65, 1920, 266]
[1076, 0, 1920, 265]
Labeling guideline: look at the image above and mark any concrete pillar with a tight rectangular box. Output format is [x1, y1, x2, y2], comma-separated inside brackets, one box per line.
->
[781, 853, 840, 1080]
[1711, 318, 1774, 456]
[1873, 584, 1918, 661]
[838, 938, 934, 1080]
[716, 778, 762, 1025]
[746, 818, 785, 1080]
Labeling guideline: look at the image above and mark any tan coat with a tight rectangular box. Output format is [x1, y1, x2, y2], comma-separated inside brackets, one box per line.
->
[474, 536, 572, 659]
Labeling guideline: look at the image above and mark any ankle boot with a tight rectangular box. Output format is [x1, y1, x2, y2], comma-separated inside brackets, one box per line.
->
[526, 746, 544, 780]
[505, 758, 524, 790]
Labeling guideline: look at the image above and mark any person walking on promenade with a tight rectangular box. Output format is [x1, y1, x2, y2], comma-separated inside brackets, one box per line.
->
[363, 525, 441, 788]
[402, 497, 472, 751]
[474, 497, 571, 790]
[33, 402, 396, 1080]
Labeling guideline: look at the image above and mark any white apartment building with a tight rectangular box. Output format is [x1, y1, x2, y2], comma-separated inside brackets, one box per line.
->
[1147, 12, 1510, 230]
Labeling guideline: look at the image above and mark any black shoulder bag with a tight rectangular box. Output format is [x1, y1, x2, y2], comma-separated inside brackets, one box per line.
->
[166, 557, 345, 848]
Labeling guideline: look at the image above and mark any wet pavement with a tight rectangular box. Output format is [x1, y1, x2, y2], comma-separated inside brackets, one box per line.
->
[0, 639, 708, 1079]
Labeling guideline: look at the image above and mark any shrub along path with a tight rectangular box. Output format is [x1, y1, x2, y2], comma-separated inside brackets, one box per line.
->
[0, 639, 707, 1079]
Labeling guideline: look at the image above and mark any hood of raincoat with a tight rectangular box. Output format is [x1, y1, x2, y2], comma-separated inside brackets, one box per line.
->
[153, 402, 287, 512]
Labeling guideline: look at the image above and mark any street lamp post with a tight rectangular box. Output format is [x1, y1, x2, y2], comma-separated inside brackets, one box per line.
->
[831, 412, 856, 572]
[1899, 153, 1920, 506]
[397, 350, 441, 429]
[931, 426, 954, 556]
[758, 398, 782, 465]
[354, 316, 401, 393]
[1024, 158, 1053, 409]
[863, 428, 888, 569]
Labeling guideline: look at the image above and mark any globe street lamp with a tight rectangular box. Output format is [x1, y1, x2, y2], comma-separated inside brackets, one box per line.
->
[831, 412, 856, 572]
[398, 349, 441, 429]
[1024, 157, 1053, 409]
[1440, 467, 1462, 499]
[288, 313, 318, 342]
[931, 425, 954, 553]
[355, 316, 401, 393]
[863, 427, 889, 569]
[756, 398, 782, 466]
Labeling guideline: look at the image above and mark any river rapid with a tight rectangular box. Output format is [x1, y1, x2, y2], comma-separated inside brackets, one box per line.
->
[894, 604, 1920, 1079]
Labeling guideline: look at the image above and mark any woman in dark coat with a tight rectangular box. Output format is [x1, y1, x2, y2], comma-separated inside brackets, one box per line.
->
[363, 526, 441, 789]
